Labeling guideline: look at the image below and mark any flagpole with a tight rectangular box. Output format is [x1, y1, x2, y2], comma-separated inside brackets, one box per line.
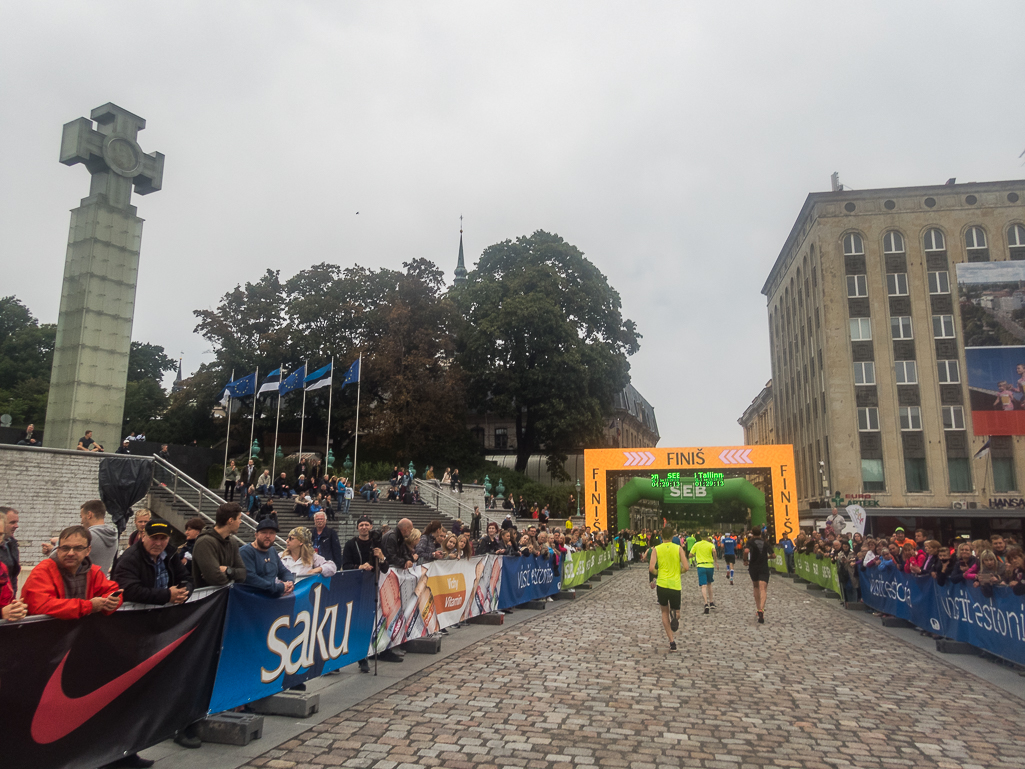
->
[248, 365, 259, 459]
[298, 359, 308, 462]
[271, 362, 283, 479]
[325, 356, 334, 471]
[353, 353, 362, 486]
[222, 368, 234, 486]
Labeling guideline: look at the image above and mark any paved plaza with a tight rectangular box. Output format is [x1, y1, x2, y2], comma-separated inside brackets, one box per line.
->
[235, 566, 1024, 769]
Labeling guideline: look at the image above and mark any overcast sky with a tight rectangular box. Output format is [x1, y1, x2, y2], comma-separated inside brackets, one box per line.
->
[3, 2, 1024, 448]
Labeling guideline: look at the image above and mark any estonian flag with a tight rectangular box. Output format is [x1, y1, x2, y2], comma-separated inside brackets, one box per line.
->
[280, 365, 306, 395]
[222, 371, 257, 399]
[341, 358, 360, 387]
[973, 439, 991, 460]
[304, 362, 333, 392]
[258, 369, 283, 396]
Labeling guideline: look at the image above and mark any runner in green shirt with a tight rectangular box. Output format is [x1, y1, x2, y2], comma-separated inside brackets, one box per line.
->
[685, 532, 697, 567]
[690, 534, 717, 614]
[648, 526, 689, 652]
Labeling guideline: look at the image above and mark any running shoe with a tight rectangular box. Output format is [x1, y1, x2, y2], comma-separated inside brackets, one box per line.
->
[669, 641, 678, 652]
[729, 578, 734, 585]
[670, 610, 679, 632]
[709, 602, 717, 609]
[757, 611, 764, 624]
[703, 604, 709, 615]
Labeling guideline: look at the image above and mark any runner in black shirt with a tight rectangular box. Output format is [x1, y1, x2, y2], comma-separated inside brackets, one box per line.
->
[743, 527, 771, 624]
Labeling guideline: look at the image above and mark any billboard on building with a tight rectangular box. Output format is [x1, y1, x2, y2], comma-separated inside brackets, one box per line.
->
[956, 262, 1025, 435]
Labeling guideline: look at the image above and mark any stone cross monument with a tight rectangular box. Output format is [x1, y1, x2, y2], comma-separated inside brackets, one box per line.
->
[43, 103, 164, 451]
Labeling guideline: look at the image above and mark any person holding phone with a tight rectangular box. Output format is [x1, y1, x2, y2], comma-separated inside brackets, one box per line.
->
[112, 519, 193, 605]
[22, 525, 123, 619]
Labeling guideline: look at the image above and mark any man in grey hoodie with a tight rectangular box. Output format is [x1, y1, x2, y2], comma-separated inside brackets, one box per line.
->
[40, 499, 118, 576]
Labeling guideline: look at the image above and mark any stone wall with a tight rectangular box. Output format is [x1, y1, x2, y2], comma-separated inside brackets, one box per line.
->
[0, 444, 120, 579]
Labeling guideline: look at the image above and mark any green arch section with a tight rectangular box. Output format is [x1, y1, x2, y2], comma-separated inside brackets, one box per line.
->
[615, 476, 767, 530]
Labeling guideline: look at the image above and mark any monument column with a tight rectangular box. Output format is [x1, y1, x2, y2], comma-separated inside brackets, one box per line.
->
[43, 103, 164, 451]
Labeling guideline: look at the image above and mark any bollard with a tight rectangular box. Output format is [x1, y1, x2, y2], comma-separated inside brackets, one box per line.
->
[248, 691, 320, 718]
[194, 712, 264, 746]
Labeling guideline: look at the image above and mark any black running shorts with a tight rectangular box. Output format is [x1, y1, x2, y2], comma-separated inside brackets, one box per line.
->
[724, 554, 736, 565]
[749, 569, 770, 584]
[656, 585, 681, 610]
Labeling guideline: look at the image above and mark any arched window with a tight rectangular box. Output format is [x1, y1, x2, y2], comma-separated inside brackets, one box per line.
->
[923, 228, 945, 252]
[843, 232, 864, 255]
[965, 226, 987, 250]
[883, 231, 905, 254]
[1008, 224, 1025, 248]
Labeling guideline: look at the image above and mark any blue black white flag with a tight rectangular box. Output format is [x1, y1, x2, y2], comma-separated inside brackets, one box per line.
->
[258, 369, 283, 395]
[341, 358, 360, 387]
[280, 365, 306, 395]
[304, 362, 332, 392]
[222, 371, 257, 399]
[973, 439, 991, 460]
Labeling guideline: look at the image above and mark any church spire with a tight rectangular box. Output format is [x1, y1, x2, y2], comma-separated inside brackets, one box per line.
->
[453, 215, 467, 286]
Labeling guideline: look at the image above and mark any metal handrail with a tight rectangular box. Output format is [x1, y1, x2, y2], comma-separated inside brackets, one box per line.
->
[151, 455, 287, 550]
[412, 478, 486, 525]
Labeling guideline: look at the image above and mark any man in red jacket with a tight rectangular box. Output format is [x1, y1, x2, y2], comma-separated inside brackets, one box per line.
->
[23, 525, 122, 619]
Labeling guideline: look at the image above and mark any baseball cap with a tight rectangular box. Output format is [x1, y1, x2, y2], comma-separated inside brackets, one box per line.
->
[145, 519, 172, 537]
[256, 518, 279, 532]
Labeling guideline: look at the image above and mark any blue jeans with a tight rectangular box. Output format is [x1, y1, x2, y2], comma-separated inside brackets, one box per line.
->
[343, 497, 352, 515]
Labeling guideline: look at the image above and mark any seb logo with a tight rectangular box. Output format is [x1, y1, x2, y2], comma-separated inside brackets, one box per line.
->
[261, 584, 353, 682]
[426, 572, 467, 613]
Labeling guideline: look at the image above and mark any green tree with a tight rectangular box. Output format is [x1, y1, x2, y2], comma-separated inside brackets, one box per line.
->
[454, 231, 640, 476]
[0, 296, 56, 426]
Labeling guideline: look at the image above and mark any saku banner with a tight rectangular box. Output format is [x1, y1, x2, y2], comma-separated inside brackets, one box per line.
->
[773, 547, 787, 573]
[561, 545, 615, 588]
[860, 564, 1025, 667]
[373, 555, 503, 653]
[208, 569, 375, 712]
[794, 552, 842, 595]
[498, 554, 561, 609]
[0, 588, 228, 769]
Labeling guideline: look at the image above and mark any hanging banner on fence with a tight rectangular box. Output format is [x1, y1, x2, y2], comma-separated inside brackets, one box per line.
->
[860, 565, 1025, 666]
[208, 570, 375, 713]
[373, 555, 503, 653]
[794, 552, 842, 595]
[0, 588, 228, 769]
[773, 547, 787, 573]
[561, 545, 615, 588]
[498, 554, 561, 609]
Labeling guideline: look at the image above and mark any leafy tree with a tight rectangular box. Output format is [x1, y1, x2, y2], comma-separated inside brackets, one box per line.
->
[453, 231, 640, 476]
[0, 296, 56, 426]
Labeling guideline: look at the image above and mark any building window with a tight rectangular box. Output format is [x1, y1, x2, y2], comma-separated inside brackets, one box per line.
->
[1009, 224, 1025, 248]
[933, 315, 956, 339]
[854, 361, 875, 385]
[891, 316, 913, 340]
[924, 228, 946, 251]
[899, 405, 922, 430]
[948, 458, 972, 493]
[471, 427, 485, 447]
[843, 232, 864, 256]
[883, 231, 905, 254]
[905, 457, 929, 492]
[861, 458, 885, 492]
[894, 360, 918, 384]
[937, 359, 960, 383]
[850, 318, 872, 341]
[886, 273, 909, 296]
[928, 271, 950, 294]
[965, 226, 988, 250]
[994, 457, 1018, 493]
[942, 406, 965, 430]
[857, 407, 880, 431]
[494, 427, 508, 449]
[846, 274, 868, 297]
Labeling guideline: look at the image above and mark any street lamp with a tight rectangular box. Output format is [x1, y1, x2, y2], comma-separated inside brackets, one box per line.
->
[575, 478, 581, 519]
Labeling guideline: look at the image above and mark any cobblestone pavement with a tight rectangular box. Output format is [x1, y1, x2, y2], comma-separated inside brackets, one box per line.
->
[242, 565, 1025, 769]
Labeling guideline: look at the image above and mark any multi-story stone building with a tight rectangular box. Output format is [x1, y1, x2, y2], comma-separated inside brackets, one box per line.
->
[738, 380, 774, 446]
[760, 179, 1025, 540]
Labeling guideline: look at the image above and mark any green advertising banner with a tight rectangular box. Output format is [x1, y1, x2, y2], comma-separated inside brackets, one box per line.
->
[773, 547, 787, 574]
[793, 551, 842, 595]
[562, 545, 615, 588]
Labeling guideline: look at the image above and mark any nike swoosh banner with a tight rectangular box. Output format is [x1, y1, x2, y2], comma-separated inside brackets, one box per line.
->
[207, 569, 376, 712]
[0, 587, 228, 769]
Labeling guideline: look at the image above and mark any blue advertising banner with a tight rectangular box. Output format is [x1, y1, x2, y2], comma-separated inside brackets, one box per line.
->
[209, 570, 375, 713]
[498, 554, 561, 609]
[860, 563, 1025, 666]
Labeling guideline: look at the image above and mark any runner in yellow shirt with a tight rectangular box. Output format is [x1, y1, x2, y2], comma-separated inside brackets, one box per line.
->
[690, 534, 718, 615]
[648, 526, 689, 652]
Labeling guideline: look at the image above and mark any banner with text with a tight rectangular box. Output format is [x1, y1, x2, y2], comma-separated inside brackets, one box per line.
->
[773, 547, 787, 573]
[561, 545, 615, 588]
[0, 588, 228, 769]
[794, 552, 842, 595]
[209, 570, 375, 713]
[860, 564, 1025, 667]
[498, 554, 561, 609]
